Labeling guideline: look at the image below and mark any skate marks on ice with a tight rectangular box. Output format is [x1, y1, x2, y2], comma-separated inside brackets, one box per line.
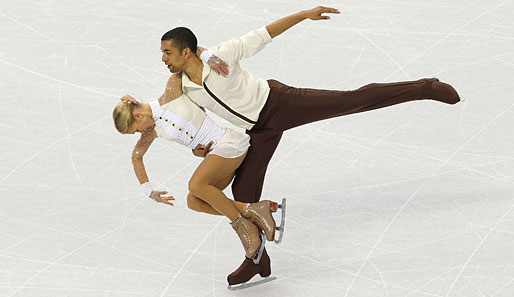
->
[274, 198, 286, 244]
[227, 276, 277, 291]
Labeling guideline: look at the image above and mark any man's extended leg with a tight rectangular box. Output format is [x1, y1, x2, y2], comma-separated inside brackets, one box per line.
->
[226, 77, 461, 285]
[265, 78, 460, 131]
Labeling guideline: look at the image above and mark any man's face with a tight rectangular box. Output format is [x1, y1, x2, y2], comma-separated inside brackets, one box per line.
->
[161, 40, 185, 73]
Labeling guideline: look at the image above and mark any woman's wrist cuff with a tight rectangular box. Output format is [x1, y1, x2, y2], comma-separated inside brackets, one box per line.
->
[141, 182, 153, 198]
[200, 50, 214, 63]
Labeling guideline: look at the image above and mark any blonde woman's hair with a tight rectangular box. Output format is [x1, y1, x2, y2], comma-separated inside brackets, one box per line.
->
[112, 96, 140, 134]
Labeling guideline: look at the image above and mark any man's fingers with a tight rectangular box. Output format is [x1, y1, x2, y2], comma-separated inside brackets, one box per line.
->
[319, 6, 339, 11]
[322, 7, 339, 13]
[316, 7, 340, 17]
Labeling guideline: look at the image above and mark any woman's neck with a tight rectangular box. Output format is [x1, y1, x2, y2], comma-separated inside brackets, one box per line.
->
[137, 103, 153, 117]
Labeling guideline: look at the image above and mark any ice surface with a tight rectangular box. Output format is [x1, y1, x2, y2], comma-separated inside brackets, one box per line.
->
[1, 0, 514, 296]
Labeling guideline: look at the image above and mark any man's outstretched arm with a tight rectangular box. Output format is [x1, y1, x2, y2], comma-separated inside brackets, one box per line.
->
[265, 6, 340, 38]
[209, 6, 339, 65]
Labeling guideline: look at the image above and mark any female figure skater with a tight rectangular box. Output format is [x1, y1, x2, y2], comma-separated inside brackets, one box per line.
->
[112, 73, 279, 259]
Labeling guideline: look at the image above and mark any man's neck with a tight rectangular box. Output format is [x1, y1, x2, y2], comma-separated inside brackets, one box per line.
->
[183, 56, 204, 86]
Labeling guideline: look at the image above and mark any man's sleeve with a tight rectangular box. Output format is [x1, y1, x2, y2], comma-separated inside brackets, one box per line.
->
[209, 27, 272, 66]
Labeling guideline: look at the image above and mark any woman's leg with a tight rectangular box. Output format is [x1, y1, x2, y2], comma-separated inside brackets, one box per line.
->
[190, 153, 264, 259]
[187, 173, 248, 215]
[188, 153, 248, 221]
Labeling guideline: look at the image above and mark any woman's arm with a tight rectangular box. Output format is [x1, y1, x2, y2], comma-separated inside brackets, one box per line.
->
[131, 129, 175, 205]
[265, 6, 340, 38]
[196, 46, 208, 57]
[196, 46, 229, 77]
[159, 73, 184, 105]
[131, 128, 158, 185]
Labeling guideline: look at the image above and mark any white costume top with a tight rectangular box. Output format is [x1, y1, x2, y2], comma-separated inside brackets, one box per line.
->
[181, 27, 272, 130]
[148, 95, 250, 158]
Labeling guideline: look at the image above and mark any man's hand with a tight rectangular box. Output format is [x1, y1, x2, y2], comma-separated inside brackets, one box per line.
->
[302, 6, 340, 20]
[192, 141, 214, 158]
[266, 6, 340, 38]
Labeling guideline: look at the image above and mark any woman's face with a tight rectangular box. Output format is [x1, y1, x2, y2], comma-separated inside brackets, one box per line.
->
[128, 114, 154, 134]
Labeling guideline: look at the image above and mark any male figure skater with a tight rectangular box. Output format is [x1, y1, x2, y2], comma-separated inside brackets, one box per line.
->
[159, 6, 461, 286]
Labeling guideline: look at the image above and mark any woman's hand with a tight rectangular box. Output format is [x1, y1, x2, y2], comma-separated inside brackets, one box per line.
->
[198, 46, 229, 77]
[302, 6, 340, 20]
[151, 190, 175, 206]
[192, 141, 214, 158]
[121, 94, 138, 103]
[207, 55, 229, 77]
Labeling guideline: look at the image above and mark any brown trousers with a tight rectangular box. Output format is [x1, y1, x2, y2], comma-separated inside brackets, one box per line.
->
[231, 78, 436, 203]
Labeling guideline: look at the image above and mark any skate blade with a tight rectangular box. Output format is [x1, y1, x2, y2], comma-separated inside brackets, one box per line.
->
[227, 276, 277, 291]
[254, 232, 266, 264]
[274, 198, 286, 244]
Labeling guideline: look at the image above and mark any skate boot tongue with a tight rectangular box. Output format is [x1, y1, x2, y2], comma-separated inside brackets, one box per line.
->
[231, 215, 261, 258]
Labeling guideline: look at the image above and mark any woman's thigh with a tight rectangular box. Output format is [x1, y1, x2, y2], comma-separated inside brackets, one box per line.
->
[190, 152, 246, 187]
[214, 172, 235, 191]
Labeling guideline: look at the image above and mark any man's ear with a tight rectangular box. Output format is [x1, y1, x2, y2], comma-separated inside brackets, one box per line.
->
[182, 47, 192, 59]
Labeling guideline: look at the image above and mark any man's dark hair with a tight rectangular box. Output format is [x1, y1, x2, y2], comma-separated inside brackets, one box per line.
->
[161, 27, 197, 54]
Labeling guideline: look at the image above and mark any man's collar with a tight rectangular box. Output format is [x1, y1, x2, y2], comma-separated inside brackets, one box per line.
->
[181, 60, 211, 90]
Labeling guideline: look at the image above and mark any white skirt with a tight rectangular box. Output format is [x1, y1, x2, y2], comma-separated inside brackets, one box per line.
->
[210, 128, 250, 159]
